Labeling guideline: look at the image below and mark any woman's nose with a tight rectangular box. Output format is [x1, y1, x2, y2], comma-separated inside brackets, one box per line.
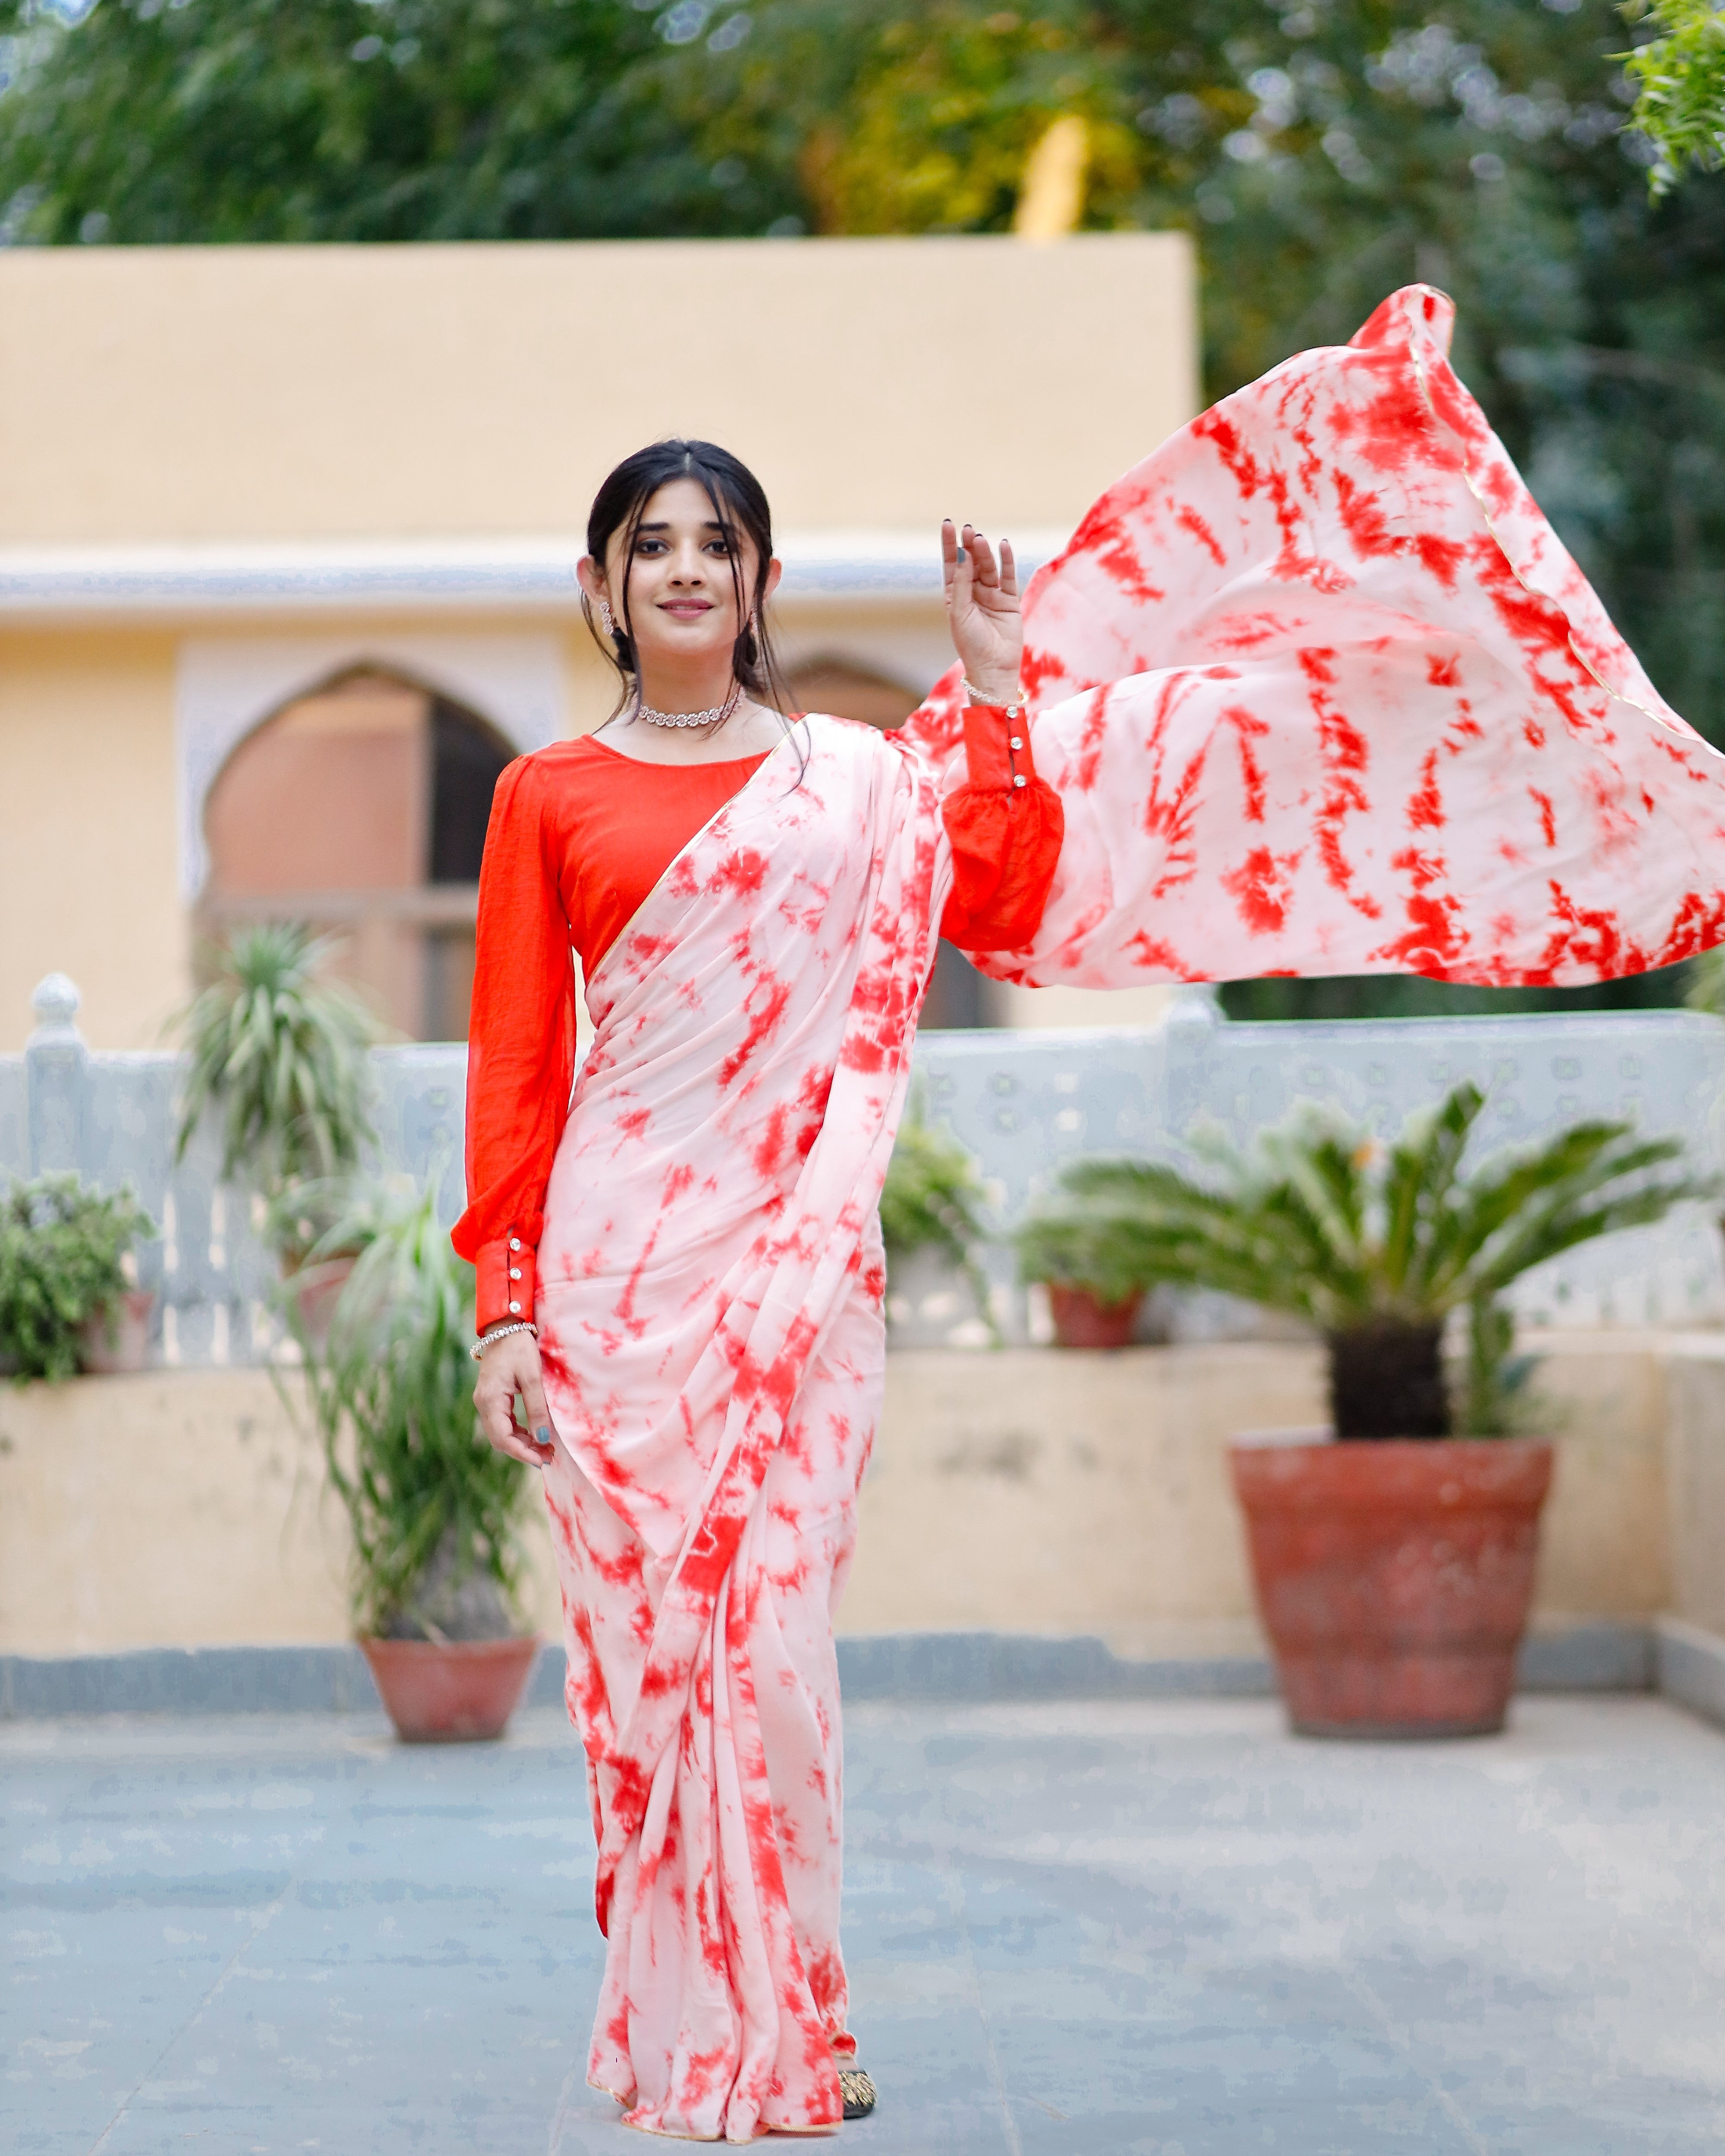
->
[668, 543, 706, 583]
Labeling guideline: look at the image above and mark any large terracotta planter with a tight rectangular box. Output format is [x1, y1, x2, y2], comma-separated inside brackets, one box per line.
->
[1229, 1437, 1554, 1739]
[360, 1634, 540, 1743]
[282, 1253, 357, 1348]
[1047, 1283, 1143, 1349]
[78, 1288, 157, 1374]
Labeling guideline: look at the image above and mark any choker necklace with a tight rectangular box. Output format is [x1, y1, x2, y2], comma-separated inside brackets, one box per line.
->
[633, 682, 743, 730]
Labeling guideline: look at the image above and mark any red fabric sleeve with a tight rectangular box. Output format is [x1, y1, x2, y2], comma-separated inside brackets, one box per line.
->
[451, 756, 576, 1333]
[939, 702, 1065, 951]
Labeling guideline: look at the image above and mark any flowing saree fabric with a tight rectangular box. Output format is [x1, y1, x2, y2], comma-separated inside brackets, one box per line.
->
[525, 285, 1725, 2141]
[906, 284, 1725, 988]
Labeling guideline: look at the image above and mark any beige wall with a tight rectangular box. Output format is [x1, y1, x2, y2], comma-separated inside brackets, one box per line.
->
[1, 1334, 1709, 1661]
[0, 235, 1196, 545]
[0, 628, 185, 1051]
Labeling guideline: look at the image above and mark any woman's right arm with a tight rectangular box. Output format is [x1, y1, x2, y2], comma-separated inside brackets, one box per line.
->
[452, 756, 575, 1464]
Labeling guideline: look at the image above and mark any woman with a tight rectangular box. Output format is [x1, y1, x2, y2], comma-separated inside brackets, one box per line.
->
[456, 285, 1725, 2142]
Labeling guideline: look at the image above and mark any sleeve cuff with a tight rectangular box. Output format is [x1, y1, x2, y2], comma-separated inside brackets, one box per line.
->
[476, 1232, 539, 1334]
[960, 700, 1038, 790]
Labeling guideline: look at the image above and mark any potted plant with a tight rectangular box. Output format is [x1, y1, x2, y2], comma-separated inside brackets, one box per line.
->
[0, 1173, 156, 1381]
[879, 1101, 997, 1346]
[1060, 1083, 1705, 1737]
[289, 1176, 540, 1743]
[1013, 1179, 1170, 1348]
[174, 922, 380, 1335]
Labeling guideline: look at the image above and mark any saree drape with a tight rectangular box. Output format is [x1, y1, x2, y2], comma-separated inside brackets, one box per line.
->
[521, 285, 1725, 2141]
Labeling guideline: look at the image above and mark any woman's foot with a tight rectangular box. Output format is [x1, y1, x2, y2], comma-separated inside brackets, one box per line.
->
[838, 2068, 876, 2122]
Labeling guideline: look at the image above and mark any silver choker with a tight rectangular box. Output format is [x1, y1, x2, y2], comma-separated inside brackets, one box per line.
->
[634, 684, 742, 730]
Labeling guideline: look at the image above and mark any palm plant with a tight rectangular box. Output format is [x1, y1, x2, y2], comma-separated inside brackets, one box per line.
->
[175, 924, 379, 1247]
[289, 1176, 533, 1642]
[1023, 1083, 1707, 1438]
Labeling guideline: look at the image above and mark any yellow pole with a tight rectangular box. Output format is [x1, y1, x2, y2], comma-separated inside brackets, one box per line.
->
[1013, 115, 1089, 242]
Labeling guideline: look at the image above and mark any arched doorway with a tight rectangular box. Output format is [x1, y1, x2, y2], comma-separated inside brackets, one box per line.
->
[199, 667, 512, 1040]
[783, 655, 988, 1031]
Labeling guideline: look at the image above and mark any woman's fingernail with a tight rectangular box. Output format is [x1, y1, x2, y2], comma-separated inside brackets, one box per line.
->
[534, 1426, 553, 1445]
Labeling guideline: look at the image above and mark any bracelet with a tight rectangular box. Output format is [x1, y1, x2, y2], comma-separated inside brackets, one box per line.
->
[469, 1319, 538, 1363]
[963, 678, 1027, 717]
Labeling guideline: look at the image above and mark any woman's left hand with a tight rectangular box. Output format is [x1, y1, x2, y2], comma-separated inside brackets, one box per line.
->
[942, 520, 1023, 704]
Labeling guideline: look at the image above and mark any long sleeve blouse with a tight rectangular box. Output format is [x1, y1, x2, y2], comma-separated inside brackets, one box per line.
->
[452, 705, 1063, 1331]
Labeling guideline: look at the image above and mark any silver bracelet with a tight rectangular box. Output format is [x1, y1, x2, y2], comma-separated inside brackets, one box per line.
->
[469, 1319, 538, 1363]
[963, 678, 1027, 717]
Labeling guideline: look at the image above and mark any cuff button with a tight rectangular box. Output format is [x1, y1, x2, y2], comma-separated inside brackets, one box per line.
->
[508, 1300, 522, 1315]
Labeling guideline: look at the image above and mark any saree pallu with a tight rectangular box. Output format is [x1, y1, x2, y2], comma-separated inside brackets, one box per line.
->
[527, 285, 1725, 2141]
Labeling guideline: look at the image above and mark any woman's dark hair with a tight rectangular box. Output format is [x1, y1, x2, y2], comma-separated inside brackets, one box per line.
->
[583, 439, 791, 724]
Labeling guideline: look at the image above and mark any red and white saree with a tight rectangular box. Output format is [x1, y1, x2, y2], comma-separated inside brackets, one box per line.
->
[461, 286, 1725, 2139]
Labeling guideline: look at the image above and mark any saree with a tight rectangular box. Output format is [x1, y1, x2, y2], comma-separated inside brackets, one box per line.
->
[524, 285, 1725, 2140]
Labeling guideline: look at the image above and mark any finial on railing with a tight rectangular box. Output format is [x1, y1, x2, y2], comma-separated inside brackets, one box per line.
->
[29, 972, 83, 1042]
[1164, 982, 1221, 1031]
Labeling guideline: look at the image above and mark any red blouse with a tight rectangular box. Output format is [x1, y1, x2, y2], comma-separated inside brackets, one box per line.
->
[452, 708, 1063, 1331]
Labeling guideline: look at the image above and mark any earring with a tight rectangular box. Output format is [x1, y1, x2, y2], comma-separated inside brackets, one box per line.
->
[598, 598, 614, 636]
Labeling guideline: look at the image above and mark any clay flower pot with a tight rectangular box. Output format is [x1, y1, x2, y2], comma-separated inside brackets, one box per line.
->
[281, 1252, 358, 1349]
[360, 1634, 541, 1744]
[1229, 1436, 1554, 1739]
[78, 1288, 157, 1375]
[1047, 1283, 1144, 1350]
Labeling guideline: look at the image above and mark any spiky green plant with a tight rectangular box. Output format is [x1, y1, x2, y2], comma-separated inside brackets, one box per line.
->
[288, 1177, 531, 1641]
[1621, 0, 1725, 196]
[1023, 1083, 1707, 1438]
[174, 924, 379, 1229]
[0, 1174, 154, 1384]
[880, 1100, 996, 1335]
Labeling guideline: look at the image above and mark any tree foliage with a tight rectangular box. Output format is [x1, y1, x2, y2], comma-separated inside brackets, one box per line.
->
[1621, 0, 1725, 192]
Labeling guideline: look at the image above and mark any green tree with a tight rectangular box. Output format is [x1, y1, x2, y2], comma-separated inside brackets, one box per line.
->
[0, 0, 792, 243]
[1621, 0, 1725, 191]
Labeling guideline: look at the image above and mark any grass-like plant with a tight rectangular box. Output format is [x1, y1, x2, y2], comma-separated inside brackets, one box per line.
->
[175, 924, 379, 1238]
[1027, 1083, 1706, 1438]
[0, 1174, 154, 1383]
[880, 1099, 995, 1332]
[290, 1177, 532, 1642]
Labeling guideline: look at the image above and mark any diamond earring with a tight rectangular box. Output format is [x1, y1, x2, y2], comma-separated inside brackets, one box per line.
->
[598, 597, 615, 636]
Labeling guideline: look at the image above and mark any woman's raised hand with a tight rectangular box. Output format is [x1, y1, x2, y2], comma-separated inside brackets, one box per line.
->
[942, 518, 1024, 704]
[473, 1329, 556, 1468]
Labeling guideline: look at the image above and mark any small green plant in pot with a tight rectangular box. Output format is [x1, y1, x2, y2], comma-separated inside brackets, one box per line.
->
[879, 1102, 996, 1345]
[1013, 1189, 1167, 1349]
[1063, 1082, 1706, 1736]
[288, 1177, 540, 1742]
[175, 922, 380, 1266]
[0, 1174, 155, 1382]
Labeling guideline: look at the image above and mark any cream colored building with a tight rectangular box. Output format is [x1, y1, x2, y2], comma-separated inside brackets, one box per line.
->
[0, 234, 1197, 1050]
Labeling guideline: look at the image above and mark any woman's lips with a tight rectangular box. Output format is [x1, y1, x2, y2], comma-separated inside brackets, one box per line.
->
[660, 601, 714, 618]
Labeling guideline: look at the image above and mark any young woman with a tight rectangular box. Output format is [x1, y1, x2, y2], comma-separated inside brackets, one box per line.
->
[456, 284, 1725, 2142]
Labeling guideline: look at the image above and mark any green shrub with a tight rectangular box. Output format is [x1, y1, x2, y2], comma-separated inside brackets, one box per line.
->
[880, 1101, 997, 1335]
[0, 1175, 154, 1383]
[288, 1178, 532, 1642]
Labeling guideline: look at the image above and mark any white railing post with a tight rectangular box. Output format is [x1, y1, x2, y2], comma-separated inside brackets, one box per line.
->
[25, 974, 88, 1177]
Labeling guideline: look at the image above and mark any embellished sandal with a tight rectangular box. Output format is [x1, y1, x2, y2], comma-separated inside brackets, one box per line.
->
[838, 2068, 876, 2122]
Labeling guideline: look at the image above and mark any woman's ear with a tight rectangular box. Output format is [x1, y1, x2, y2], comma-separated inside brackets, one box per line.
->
[762, 556, 784, 604]
[577, 556, 605, 604]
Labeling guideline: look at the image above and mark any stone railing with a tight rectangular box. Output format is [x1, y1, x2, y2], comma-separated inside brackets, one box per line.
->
[3, 973, 1723, 1366]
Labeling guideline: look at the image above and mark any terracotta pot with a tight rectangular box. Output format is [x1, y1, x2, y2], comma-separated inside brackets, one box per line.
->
[78, 1288, 157, 1375]
[1047, 1283, 1144, 1350]
[283, 1254, 357, 1349]
[359, 1634, 540, 1744]
[1229, 1437, 1554, 1739]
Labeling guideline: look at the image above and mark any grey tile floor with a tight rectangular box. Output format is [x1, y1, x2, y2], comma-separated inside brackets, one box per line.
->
[4, 1695, 1723, 2155]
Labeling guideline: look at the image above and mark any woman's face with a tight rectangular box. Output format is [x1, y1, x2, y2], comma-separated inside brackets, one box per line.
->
[581, 477, 778, 675]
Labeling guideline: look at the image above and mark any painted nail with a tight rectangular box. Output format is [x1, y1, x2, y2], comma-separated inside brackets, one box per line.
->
[534, 1426, 553, 1446]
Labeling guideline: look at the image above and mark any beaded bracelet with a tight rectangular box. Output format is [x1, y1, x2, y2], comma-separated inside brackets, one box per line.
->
[962, 678, 1028, 719]
[469, 1319, 538, 1363]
